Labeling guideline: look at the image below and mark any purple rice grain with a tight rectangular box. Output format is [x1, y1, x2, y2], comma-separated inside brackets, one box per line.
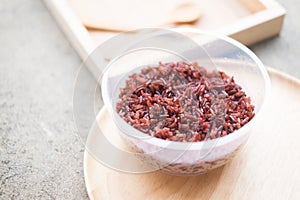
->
[116, 62, 255, 142]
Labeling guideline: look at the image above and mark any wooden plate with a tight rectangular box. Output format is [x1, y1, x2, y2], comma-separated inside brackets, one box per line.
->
[45, 0, 285, 68]
[84, 68, 300, 200]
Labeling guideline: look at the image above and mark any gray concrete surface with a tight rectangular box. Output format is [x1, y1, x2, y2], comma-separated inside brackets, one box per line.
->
[0, 0, 89, 199]
[0, 0, 299, 199]
[251, 0, 300, 79]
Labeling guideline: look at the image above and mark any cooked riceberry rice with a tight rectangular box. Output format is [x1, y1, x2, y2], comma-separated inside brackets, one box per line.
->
[116, 62, 255, 142]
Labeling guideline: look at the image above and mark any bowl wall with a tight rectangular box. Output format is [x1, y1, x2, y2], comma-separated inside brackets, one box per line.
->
[102, 28, 270, 175]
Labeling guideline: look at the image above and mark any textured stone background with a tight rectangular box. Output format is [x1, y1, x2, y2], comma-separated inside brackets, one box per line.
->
[0, 0, 299, 199]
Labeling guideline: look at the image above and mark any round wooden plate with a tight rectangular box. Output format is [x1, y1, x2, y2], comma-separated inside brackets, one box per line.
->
[84, 68, 300, 200]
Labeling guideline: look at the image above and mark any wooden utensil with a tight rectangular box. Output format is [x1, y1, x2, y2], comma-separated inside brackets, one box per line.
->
[70, 0, 202, 31]
[168, 2, 202, 25]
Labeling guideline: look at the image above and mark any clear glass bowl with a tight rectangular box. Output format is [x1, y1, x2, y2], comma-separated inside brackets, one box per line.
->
[101, 28, 270, 176]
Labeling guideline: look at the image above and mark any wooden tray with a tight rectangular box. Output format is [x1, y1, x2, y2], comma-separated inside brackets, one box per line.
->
[44, 0, 285, 72]
[84, 68, 300, 200]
